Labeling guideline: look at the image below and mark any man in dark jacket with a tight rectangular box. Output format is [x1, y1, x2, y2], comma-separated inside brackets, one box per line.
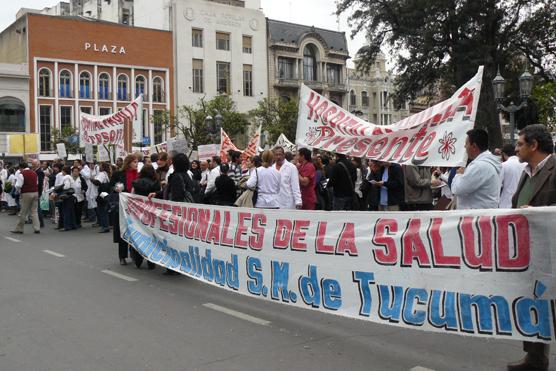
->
[214, 164, 237, 206]
[372, 162, 404, 211]
[32, 159, 45, 227]
[508, 125, 556, 371]
[327, 153, 356, 210]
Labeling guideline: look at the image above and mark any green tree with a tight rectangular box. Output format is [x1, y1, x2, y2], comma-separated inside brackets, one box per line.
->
[531, 81, 556, 126]
[249, 98, 299, 143]
[51, 127, 81, 155]
[337, 0, 556, 147]
[156, 95, 251, 153]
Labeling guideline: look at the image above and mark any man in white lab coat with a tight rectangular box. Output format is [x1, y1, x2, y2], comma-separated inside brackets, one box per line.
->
[272, 146, 302, 209]
[499, 143, 526, 208]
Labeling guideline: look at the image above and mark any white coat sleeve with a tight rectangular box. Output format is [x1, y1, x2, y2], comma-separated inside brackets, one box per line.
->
[290, 165, 302, 206]
[451, 164, 486, 196]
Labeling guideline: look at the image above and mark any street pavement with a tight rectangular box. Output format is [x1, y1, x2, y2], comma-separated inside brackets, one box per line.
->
[0, 211, 554, 371]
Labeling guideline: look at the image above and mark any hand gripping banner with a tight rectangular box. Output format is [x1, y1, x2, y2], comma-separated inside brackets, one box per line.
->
[296, 67, 483, 167]
[120, 193, 556, 343]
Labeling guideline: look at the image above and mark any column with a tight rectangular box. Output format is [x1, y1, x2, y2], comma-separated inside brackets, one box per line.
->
[74, 63, 79, 131]
[112, 66, 117, 113]
[54, 62, 59, 131]
[93, 65, 98, 115]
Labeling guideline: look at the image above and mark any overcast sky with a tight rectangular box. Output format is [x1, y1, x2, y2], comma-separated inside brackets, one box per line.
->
[0, 0, 366, 67]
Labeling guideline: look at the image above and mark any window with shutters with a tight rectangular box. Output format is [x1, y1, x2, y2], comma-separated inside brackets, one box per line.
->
[192, 28, 203, 47]
[242, 35, 252, 54]
[192, 59, 204, 93]
[216, 32, 230, 51]
[243, 65, 253, 97]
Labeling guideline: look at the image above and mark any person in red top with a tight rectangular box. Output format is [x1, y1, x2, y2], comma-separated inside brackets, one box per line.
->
[11, 162, 40, 234]
[297, 148, 317, 210]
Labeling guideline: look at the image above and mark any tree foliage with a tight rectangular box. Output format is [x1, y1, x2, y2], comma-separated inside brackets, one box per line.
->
[249, 98, 299, 144]
[52, 127, 81, 155]
[531, 81, 556, 127]
[155, 95, 251, 153]
[337, 0, 556, 146]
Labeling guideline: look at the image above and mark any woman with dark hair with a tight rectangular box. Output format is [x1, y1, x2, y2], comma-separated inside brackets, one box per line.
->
[351, 157, 366, 211]
[130, 164, 160, 269]
[214, 163, 237, 206]
[167, 153, 195, 202]
[190, 160, 202, 182]
[111, 154, 139, 265]
[155, 152, 170, 186]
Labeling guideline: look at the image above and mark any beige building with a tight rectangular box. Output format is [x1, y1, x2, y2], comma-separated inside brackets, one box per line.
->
[267, 19, 350, 107]
[346, 54, 410, 125]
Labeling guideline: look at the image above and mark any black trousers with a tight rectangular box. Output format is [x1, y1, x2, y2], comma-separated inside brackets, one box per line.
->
[523, 341, 549, 366]
[74, 201, 84, 227]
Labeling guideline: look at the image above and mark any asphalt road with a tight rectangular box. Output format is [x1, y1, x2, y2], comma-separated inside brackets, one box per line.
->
[0, 211, 553, 371]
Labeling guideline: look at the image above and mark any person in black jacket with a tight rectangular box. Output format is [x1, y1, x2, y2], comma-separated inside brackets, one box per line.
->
[31, 159, 45, 228]
[214, 164, 237, 206]
[130, 164, 160, 270]
[167, 153, 195, 203]
[371, 162, 404, 211]
[327, 153, 357, 210]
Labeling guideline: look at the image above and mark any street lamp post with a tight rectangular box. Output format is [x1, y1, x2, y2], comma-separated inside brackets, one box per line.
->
[492, 65, 534, 145]
[205, 113, 222, 144]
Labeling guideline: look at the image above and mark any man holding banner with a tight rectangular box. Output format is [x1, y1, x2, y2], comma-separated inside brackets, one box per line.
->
[508, 125, 556, 371]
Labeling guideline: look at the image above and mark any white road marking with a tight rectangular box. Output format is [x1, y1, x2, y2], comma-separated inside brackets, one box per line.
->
[203, 303, 271, 326]
[410, 367, 435, 371]
[43, 250, 65, 258]
[101, 270, 138, 282]
[4, 236, 21, 243]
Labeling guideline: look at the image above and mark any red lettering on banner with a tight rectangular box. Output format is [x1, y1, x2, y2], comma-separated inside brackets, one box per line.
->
[221, 211, 234, 246]
[457, 88, 475, 116]
[412, 132, 436, 164]
[310, 127, 335, 147]
[460, 216, 493, 270]
[95, 133, 102, 144]
[195, 209, 210, 241]
[351, 138, 373, 158]
[184, 207, 197, 239]
[234, 212, 251, 249]
[335, 223, 358, 256]
[306, 92, 321, 121]
[322, 106, 338, 125]
[273, 219, 292, 249]
[291, 220, 310, 252]
[380, 136, 409, 162]
[336, 138, 358, 154]
[428, 218, 460, 267]
[322, 134, 346, 150]
[168, 205, 179, 234]
[366, 138, 388, 158]
[372, 219, 398, 265]
[315, 222, 335, 254]
[329, 111, 345, 128]
[496, 214, 530, 271]
[314, 101, 329, 121]
[250, 213, 266, 251]
[206, 210, 221, 244]
[401, 219, 431, 267]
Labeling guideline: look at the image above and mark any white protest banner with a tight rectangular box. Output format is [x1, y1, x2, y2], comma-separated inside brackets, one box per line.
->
[132, 146, 151, 156]
[296, 67, 483, 167]
[120, 193, 556, 343]
[80, 95, 143, 146]
[132, 94, 143, 143]
[84, 143, 94, 163]
[97, 145, 111, 162]
[220, 128, 242, 162]
[274, 133, 296, 153]
[198, 144, 220, 161]
[56, 143, 67, 159]
[152, 141, 168, 154]
[240, 126, 261, 170]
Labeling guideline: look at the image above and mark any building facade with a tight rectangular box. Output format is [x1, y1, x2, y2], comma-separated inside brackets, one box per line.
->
[0, 14, 173, 156]
[346, 54, 410, 125]
[172, 0, 268, 113]
[0, 63, 30, 159]
[267, 19, 350, 107]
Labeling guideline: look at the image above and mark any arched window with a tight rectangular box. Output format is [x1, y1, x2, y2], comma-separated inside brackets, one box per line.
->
[59, 70, 72, 98]
[79, 72, 91, 99]
[361, 91, 369, 107]
[152, 77, 164, 103]
[135, 75, 146, 98]
[98, 73, 110, 100]
[117, 74, 129, 101]
[303, 44, 318, 82]
[0, 96, 25, 132]
[38, 68, 51, 97]
[350, 90, 356, 106]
